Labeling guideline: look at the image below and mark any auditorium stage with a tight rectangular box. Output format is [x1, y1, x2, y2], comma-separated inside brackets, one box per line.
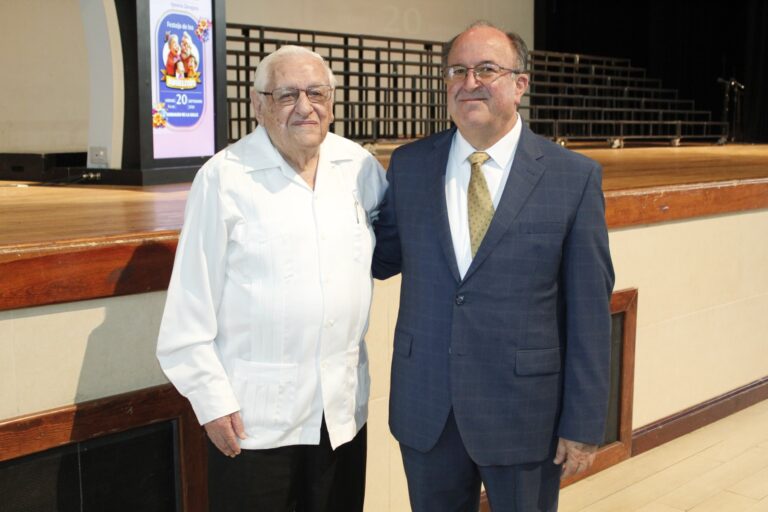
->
[2, 143, 768, 311]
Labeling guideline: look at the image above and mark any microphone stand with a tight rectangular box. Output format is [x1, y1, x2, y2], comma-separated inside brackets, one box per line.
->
[730, 79, 745, 142]
[717, 77, 745, 142]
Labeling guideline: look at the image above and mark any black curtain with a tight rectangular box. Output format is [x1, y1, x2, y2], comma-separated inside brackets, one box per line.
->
[535, 0, 768, 141]
[742, 0, 768, 141]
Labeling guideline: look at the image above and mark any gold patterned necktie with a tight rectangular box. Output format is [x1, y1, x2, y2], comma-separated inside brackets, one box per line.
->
[467, 151, 494, 257]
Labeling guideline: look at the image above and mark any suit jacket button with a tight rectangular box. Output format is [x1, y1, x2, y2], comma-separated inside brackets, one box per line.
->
[455, 295, 465, 305]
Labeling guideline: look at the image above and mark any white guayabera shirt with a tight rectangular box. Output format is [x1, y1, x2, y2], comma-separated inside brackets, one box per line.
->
[157, 125, 387, 450]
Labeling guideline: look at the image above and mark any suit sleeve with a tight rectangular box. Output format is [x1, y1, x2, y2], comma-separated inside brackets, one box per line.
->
[557, 162, 615, 445]
[372, 152, 403, 280]
[156, 167, 240, 426]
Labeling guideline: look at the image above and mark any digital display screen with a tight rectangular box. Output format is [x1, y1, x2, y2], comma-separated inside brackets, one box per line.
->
[149, 0, 215, 159]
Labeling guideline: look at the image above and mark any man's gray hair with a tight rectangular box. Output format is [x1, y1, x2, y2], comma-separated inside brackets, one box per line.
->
[252, 45, 337, 91]
[441, 21, 529, 72]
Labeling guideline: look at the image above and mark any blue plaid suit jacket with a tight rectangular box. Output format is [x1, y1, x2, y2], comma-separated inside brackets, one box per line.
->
[373, 123, 615, 466]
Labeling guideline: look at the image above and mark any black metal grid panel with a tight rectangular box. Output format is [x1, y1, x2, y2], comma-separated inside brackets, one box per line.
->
[226, 24, 450, 142]
[225, 24, 727, 146]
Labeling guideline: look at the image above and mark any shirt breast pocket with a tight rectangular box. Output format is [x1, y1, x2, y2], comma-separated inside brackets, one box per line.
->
[228, 222, 292, 282]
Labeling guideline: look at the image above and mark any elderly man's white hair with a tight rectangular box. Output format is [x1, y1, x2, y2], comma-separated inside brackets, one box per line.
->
[252, 45, 337, 91]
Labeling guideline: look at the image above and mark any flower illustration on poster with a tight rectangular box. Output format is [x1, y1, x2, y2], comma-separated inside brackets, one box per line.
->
[152, 103, 168, 128]
[195, 18, 211, 42]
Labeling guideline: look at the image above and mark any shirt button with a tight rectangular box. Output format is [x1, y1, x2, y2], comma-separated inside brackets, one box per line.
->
[455, 295, 465, 305]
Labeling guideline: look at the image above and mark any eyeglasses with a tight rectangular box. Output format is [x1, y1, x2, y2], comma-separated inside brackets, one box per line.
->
[258, 85, 334, 106]
[443, 63, 524, 84]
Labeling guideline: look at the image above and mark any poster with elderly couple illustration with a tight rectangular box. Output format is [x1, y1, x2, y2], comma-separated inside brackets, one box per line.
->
[150, 0, 215, 159]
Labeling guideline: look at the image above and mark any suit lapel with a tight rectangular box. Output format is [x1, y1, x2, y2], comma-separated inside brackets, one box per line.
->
[426, 129, 462, 283]
[462, 123, 545, 283]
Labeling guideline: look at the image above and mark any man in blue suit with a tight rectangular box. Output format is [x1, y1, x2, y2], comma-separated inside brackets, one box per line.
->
[373, 21, 615, 511]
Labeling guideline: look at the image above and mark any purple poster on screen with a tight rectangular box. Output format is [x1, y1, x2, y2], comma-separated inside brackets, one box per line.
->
[150, 0, 214, 159]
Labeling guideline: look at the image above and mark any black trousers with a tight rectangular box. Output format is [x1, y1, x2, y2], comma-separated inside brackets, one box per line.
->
[207, 419, 366, 512]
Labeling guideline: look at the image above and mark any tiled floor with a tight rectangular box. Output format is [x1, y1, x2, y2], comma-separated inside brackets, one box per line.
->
[559, 399, 768, 511]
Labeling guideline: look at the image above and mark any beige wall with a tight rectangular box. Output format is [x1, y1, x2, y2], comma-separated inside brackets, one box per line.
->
[364, 276, 411, 511]
[0, 292, 168, 421]
[0, 0, 533, 153]
[226, 0, 534, 43]
[610, 209, 768, 429]
[2, 210, 767, 510]
[0, 0, 89, 152]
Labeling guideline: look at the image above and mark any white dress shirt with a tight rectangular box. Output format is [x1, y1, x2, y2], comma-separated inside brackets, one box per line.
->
[445, 114, 523, 278]
[157, 126, 387, 450]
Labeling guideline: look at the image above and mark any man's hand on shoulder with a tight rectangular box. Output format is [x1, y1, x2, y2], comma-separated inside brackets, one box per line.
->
[554, 437, 598, 479]
[205, 412, 246, 457]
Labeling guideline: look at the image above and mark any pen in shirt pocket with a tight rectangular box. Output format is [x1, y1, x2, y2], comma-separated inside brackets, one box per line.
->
[353, 193, 360, 224]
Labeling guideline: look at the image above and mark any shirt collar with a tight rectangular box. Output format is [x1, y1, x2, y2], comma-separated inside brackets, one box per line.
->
[453, 112, 523, 170]
[242, 125, 287, 173]
[242, 126, 351, 176]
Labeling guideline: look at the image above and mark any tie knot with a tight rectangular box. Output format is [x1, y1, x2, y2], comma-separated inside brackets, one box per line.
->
[468, 151, 490, 168]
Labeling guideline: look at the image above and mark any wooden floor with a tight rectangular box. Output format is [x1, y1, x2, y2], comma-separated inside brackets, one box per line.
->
[579, 144, 768, 192]
[0, 181, 188, 255]
[1, 143, 767, 252]
[560, 399, 768, 512]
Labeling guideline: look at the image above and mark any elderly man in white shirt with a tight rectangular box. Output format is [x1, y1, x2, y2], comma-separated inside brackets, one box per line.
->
[157, 45, 386, 511]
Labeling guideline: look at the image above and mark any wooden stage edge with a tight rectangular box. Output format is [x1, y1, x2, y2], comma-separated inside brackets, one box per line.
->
[1, 145, 768, 312]
[605, 178, 768, 228]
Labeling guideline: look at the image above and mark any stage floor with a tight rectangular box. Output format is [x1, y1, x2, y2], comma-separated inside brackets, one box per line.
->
[582, 144, 768, 192]
[1, 143, 767, 251]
